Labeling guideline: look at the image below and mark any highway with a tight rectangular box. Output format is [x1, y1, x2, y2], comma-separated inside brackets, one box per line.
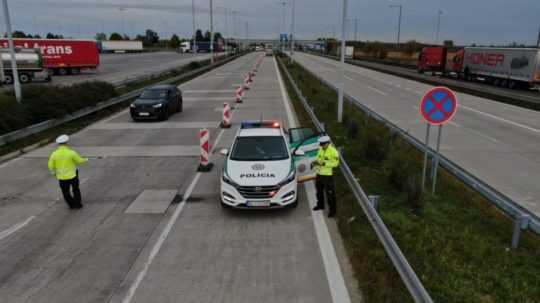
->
[293, 52, 540, 218]
[0, 53, 357, 303]
[50, 51, 213, 87]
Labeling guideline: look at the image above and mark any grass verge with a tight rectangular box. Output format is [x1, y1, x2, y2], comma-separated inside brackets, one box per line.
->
[278, 55, 540, 303]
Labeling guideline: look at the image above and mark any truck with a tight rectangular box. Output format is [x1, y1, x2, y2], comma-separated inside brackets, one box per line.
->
[1, 48, 51, 84]
[192, 42, 224, 53]
[418, 46, 540, 89]
[0, 38, 99, 76]
[97, 40, 143, 53]
[179, 41, 191, 53]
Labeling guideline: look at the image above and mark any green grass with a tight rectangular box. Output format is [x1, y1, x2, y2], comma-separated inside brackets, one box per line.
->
[278, 56, 540, 303]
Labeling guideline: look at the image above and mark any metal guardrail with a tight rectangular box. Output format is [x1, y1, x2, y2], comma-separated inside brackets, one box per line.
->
[288, 53, 540, 241]
[278, 58, 434, 303]
[0, 52, 247, 147]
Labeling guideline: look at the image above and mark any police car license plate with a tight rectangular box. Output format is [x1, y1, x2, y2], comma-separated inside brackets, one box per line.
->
[247, 201, 270, 207]
[139, 112, 150, 116]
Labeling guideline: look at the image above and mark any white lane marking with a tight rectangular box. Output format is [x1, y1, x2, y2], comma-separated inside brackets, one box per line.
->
[274, 57, 351, 303]
[366, 85, 388, 96]
[183, 89, 236, 93]
[415, 90, 423, 95]
[413, 105, 419, 110]
[184, 97, 232, 101]
[0, 216, 35, 241]
[0, 158, 20, 169]
[121, 82, 242, 303]
[344, 75, 355, 81]
[449, 121, 461, 127]
[461, 105, 540, 135]
[467, 128, 500, 143]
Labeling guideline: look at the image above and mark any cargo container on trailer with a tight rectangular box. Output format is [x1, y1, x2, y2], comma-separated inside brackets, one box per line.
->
[0, 38, 99, 76]
[97, 40, 143, 53]
[417, 46, 540, 89]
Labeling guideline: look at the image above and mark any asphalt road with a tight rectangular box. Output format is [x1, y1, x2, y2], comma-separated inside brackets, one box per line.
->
[294, 52, 540, 218]
[49, 51, 213, 87]
[0, 53, 357, 303]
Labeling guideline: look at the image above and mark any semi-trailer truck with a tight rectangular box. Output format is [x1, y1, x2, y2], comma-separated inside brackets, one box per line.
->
[0, 38, 99, 76]
[97, 40, 143, 53]
[1, 48, 51, 84]
[418, 46, 540, 89]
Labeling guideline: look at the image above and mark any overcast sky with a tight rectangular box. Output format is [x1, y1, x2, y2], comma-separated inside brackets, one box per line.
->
[2, 0, 539, 46]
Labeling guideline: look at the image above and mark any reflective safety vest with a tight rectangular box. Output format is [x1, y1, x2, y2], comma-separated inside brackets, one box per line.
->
[315, 144, 339, 176]
[48, 145, 88, 180]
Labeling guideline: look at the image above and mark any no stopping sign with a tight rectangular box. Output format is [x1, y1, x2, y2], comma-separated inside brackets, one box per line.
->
[420, 87, 458, 125]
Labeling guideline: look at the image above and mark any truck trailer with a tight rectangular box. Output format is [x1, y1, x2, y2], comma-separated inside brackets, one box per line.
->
[1, 48, 51, 84]
[418, 46, 540, 89]
[97, 40, 143, 53]
[0, 38, 100, 76]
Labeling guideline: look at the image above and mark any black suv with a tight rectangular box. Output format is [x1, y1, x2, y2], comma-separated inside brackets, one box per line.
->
[130, 84, 183, 121]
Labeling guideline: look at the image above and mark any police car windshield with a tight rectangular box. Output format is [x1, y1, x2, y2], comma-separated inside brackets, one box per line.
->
[140, 89, 167, 99]
[230, 136, 288, 161]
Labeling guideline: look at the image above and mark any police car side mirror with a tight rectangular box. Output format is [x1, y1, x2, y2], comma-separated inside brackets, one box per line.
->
[293, 149, 305, 156]
[219, 148, 229, 156]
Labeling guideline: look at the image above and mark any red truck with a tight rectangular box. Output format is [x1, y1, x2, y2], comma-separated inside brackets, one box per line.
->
[418, 46, 540, 89]
[0, 38, 100, 76]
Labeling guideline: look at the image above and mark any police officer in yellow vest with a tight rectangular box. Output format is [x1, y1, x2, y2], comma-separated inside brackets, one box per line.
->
[48, 135, 88, 209]
[312, 136, 340, 217]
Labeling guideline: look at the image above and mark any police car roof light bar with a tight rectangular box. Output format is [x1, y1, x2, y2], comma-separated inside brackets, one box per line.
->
[240, 120, 281, 129]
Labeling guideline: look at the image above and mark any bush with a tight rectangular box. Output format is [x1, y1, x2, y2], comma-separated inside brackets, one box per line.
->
[188, 61, 203, 69]
[0, 81, 118, 136]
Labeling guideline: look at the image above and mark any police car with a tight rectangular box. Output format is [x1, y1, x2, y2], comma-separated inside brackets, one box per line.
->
[219, 120, 320, 209]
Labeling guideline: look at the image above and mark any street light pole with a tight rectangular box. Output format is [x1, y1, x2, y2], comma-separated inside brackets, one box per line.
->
[338, 0, 348, 123]
[192, 0, 198, 53]
[389, 4, 402, 48]
[210, 0, 214, 63]
[2, 0, 22, 102]
[119, 7, 126, 37]
[278, 1, 287, 53]
[354, 18, 358, 41]
[436, 10, 443, 45]
[290, 0, 295, 61]
[224, 8, 229, 54]
[536, 25, 540, 48]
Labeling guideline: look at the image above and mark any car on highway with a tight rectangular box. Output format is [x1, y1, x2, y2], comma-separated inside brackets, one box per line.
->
[265, 44, 273, 56]
[130, 84, 183, 121]
[220, 120, 320, 209]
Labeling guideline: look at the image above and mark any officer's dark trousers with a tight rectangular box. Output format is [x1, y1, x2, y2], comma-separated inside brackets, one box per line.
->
[315, 175, 336, 214]
[59, 172, 82, 209]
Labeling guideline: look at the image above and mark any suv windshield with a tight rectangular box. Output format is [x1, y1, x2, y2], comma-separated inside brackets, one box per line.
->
[230, 136, 289, 161]
[140, 89, 167, 99]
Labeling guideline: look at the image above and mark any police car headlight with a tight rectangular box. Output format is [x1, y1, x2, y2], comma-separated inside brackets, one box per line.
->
[153, 103, 163, 108]
[279, 169, 296, 187]
[222, 171, 239, 187]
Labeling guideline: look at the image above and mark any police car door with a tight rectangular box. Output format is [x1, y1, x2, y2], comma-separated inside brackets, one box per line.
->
[288, 127, 321, 178]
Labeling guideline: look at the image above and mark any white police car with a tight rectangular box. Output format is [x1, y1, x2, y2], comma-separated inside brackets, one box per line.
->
[220, 120, 320, 209]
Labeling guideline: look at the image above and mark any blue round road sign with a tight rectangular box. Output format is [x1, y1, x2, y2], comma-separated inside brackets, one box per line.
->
[420, 87, 458, 125]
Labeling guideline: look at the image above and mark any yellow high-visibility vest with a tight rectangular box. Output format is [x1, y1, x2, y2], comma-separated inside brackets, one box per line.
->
[48, 145, 88, 180]
[315, 144, 339, 176]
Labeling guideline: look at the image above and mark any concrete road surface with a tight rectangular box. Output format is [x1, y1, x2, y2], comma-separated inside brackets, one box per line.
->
[0, 53, 356, 303]
[293, 52, 540, 217]
[50, 52, 213, 87]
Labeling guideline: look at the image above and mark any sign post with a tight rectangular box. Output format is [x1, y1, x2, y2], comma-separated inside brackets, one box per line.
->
[419, 86, 458, 194]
